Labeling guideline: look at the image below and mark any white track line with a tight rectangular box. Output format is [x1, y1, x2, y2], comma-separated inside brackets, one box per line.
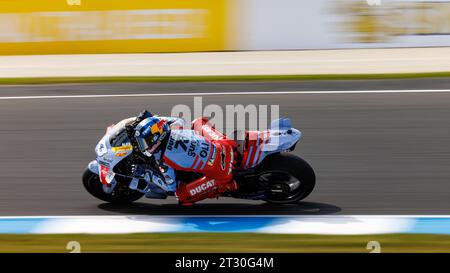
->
[0, 89, 450, 100]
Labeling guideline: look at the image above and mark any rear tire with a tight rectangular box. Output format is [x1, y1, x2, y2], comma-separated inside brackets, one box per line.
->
[82, 168, 144, 203]
[256, 153, 316, 204]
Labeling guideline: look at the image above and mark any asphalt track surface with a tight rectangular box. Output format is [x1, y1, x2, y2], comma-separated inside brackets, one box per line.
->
[0, 78, 449, 216]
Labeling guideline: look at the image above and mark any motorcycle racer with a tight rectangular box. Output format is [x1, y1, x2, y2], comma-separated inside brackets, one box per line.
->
[133, 111, 237, 205]
[84, 111, 316, 206]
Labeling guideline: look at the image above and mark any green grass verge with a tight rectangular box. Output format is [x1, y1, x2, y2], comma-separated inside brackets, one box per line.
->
[0, 72, 449, 85]
[1, 233, 449, 253]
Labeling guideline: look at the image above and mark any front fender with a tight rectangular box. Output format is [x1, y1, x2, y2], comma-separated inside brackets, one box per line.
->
[87, 160, 99, 175]
[86, 160, 117, 193]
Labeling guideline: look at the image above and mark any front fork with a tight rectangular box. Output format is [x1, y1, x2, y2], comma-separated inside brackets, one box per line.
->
[89, 160, 171, 199]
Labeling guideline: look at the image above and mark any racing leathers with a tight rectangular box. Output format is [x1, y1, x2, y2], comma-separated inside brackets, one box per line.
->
[139, 116, 237, 205]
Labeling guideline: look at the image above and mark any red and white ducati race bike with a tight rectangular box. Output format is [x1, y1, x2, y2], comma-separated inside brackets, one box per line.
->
[83, 116, 316, 205]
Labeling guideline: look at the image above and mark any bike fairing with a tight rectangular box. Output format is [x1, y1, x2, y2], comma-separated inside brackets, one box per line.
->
[86, 112, 314, 205]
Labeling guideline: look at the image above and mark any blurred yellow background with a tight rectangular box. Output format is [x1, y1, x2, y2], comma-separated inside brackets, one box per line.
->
[0, 0, 449, 55]
[0, 0, 227, 55]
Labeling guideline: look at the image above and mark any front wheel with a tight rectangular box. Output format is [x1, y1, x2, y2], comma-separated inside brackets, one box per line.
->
[256, 153, 316, 204]
[82, 168, 144, 203]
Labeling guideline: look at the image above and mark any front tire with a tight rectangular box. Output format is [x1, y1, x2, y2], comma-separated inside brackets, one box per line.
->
[256, 153, 316, 204]
[82, 168, 144, 203]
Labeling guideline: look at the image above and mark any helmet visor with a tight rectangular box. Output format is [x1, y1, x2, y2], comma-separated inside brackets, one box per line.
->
[136, 136, 150, 153]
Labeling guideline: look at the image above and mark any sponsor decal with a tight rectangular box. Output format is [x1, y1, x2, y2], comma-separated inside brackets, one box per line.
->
[202, 124, 221, 140]
[187, 140, 199, 158]
[150, 120, 165, 135]
[187, 141, 209, 158]
[207, 145, 216, 166]
[189, 179, 215, 196]
[199, 142, 209, 158]
[168, 133, 210, 160]
[112, 145, 132, 152]
[115, 152, 127, 157]
[167, 135, 189, 151]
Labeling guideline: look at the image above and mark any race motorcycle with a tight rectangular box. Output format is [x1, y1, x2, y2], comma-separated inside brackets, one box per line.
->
[83, 114, 316, 205]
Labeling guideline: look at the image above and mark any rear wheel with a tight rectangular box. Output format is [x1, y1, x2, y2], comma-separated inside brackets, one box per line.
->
[82, 168, 144, 203]
[256, 153, 316, 204]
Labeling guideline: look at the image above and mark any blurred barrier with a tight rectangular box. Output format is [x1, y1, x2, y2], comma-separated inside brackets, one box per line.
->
[0, 0, 226, 54]
[0, 0, 449, 55]
[1, 215, 450, 235]
[230, 0, 450, 50]
[2, 48, 450, 77]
